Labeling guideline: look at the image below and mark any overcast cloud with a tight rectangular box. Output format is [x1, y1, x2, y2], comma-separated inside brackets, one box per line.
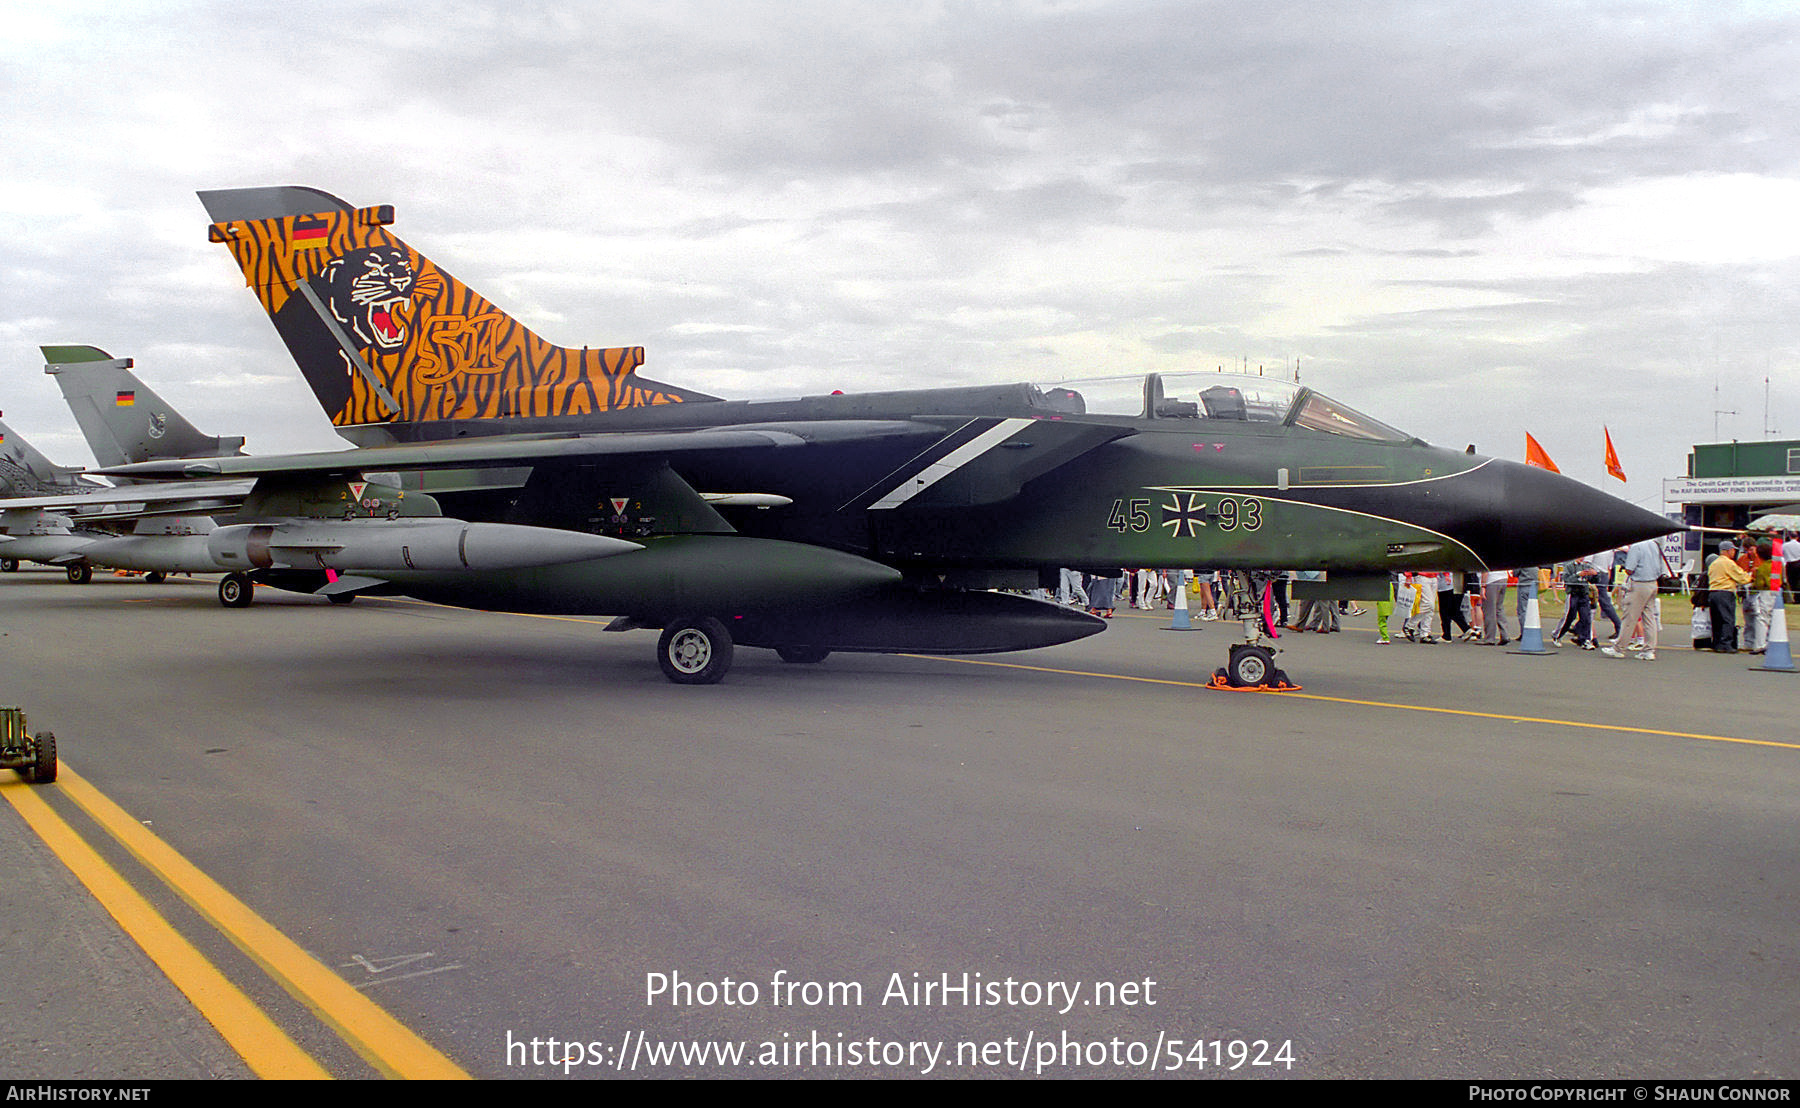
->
[3, 0, 1797, 502]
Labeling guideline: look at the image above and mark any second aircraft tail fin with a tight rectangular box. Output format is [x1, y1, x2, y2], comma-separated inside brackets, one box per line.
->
[0, 419, 85, 497]
[43, 345, 246, 468]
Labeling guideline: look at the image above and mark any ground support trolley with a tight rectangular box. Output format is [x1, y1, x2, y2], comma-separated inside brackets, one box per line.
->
[0, 706, 56, 784]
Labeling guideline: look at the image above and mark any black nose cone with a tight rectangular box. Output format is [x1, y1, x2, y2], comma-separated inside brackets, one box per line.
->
[1461, 459, 1678, 567]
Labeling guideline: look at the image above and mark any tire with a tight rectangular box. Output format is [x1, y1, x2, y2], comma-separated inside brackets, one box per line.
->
[326, 592, 356, 605]
[775, 646, 830, 664]
[26, 731, 56, 785]
[219, 573, 254, 608]
[1227, 645, 1274, 688]
[657, 617, 733, 684]
[144, 571, 167, 584]
[66, 563, 92, 584]
[1, 558, 17, 572]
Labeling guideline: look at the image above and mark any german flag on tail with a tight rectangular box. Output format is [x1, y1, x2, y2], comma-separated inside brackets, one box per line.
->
[291, 214, 329, 248]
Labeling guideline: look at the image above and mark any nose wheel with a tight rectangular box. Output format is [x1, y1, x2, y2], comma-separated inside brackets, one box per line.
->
[1227, 644, 1277, 686]
[1208, 619, 1302, 692]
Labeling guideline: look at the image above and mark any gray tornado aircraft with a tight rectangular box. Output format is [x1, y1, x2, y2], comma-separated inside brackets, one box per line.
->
[45, 344, 247, 470]
[0, 414, 100, 575]
[0, 418, 90, 498]
[1, 347, 637, 595]
[99, 186, 1677, 685]
[0, 346, 246, 580]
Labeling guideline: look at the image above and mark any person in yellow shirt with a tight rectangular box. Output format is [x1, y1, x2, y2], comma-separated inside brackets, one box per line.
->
[1707, 540, 1754, 653]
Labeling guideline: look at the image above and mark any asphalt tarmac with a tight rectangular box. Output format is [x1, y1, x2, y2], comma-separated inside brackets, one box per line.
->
[2, 569, 1796, 1080]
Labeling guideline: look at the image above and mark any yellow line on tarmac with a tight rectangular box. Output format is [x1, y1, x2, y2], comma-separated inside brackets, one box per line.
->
[0, 777, 330, 1080]
[56, 764, 470, 1080]
[906, 655, 1800, 753]
[905, 654, 1224, 690]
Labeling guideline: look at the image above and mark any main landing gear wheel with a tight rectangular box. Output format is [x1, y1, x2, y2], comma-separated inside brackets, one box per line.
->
[219, 573, 255, 608]
[775, 646, 831, 664]
[1, 558, 18, 572]
[326, 592, 356, 605]
[66, 563, 92, 584]
[658, 617, 733, 684]
[144, 571, 167, 584]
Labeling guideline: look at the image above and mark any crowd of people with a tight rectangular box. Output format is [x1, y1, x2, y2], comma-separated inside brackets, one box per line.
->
[1057, 567, 1240, 619]
[1048, 525, 1796, 661]
[1692, 530, 1795, 655]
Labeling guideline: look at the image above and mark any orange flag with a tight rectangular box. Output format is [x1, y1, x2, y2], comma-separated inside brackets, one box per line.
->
[1603, 427, 1626, 482]
[1524, 433, 1560, 473]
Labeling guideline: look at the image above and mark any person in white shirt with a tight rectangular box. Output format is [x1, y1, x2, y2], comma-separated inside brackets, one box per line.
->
[1603, 537, 1665, 661]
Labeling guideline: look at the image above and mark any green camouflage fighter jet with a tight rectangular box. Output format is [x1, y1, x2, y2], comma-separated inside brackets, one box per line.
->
[108, 186, 1675, 685]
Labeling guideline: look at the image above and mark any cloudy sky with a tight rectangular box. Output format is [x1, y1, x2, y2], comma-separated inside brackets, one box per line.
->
[3, 0, 1797, 506]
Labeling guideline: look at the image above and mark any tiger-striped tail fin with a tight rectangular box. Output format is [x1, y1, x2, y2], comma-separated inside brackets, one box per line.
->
[198, 187, 715, 445]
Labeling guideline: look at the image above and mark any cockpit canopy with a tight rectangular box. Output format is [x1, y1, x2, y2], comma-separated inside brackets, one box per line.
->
[1031, 372, 1414, 444]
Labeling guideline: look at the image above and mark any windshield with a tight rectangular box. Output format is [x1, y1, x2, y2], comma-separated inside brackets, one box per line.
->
[1288, 391, 1411, 442]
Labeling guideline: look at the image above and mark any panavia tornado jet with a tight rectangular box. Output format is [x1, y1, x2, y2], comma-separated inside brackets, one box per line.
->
[0, 348, 639, 594]
[0, 415, 103, 575]
[44, 344, 247, 470]
[0, 417, 90, 499]
[124, 185, 1676, 684]
[2, 348, 633, 593]
[0, 347, 249, 580]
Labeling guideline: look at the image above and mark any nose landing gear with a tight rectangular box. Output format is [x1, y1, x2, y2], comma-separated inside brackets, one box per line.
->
[1207, 603, 1302, 693]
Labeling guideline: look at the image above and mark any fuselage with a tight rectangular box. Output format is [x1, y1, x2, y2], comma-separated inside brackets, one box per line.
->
[355, 372, 1672, 577]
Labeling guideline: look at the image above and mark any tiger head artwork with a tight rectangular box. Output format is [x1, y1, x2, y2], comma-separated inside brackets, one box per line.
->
[316, 246, 419, 355]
